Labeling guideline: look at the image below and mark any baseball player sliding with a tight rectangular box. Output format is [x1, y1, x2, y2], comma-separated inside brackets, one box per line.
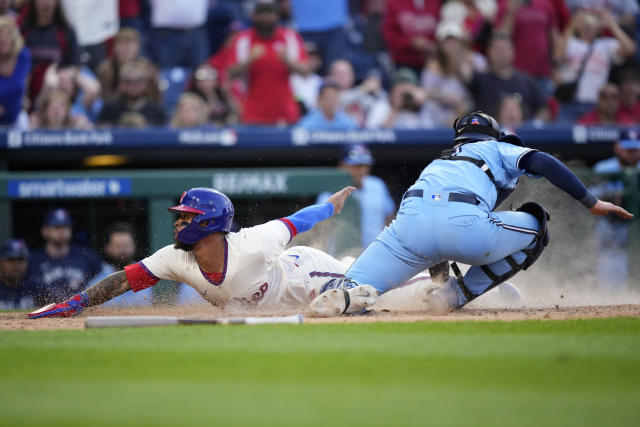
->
[310, 111, 634, 316]
[29, 186, 376, 318]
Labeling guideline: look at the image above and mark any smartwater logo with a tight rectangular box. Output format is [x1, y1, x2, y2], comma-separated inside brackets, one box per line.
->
[8, 178, 132, 198]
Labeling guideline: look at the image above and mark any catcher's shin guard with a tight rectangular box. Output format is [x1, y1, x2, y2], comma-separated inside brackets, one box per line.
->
[451, 202, 550, 307]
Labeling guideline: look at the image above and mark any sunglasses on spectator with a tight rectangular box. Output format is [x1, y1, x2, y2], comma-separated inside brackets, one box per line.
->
[195, 69, 218, 81]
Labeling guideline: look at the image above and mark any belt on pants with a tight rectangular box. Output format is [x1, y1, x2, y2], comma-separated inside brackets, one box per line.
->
[402, 189, 480, 205]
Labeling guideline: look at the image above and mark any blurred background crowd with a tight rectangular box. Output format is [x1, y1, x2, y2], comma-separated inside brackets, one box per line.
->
[0, 0, 638, 132]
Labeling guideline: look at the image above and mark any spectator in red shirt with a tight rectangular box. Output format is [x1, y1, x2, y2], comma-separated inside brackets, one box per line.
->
[228, 0, 309, 125]
[382, 0, 441, 75]
[617, 68, 640, 122]
[577, 82, 635, 126]
[496, 0, 561, 95]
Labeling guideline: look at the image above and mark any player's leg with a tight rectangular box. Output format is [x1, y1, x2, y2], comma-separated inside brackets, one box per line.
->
[426, 203, 549, 313]
[278, 246, 359, 310]
[310, 222, 441, 316]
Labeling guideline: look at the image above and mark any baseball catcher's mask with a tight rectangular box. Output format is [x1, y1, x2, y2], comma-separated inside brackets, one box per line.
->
[452, 111, 501, 144]
[168, 187, 235, 244]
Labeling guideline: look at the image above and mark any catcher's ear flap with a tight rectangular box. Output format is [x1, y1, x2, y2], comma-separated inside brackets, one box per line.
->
[452, 116, 460, 130]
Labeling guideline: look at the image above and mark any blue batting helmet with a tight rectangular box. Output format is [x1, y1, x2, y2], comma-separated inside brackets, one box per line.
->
[167, 188, 234, 244]
[453, 111, 502, 144]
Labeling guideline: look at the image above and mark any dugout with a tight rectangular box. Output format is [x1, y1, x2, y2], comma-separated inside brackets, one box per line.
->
[0, 168, 358, 301]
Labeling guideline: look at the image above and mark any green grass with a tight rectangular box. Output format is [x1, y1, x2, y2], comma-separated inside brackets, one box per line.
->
[1, 318, 639, 427]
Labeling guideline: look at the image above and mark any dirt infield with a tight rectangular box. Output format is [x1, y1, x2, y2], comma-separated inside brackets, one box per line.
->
[2, 304, 639, 331]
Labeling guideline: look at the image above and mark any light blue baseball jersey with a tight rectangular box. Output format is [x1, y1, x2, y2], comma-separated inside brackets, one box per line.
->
[413, 139, 537, 210]
[345, 139, 543, 300]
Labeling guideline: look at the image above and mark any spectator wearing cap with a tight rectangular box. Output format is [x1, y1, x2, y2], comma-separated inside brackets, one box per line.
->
[577, 83, 635, 126]
[26, 208, 105, 305]
[382, 67, 431, 129]
[468, 33, 548, 122]
[317, 144, 395, 249]
[590, 129, 640, 292]
[593, 129, 640, 174]
[296, 79, 358, 130]
[228, 0, 310, 125]
[0, 238, 33, 310]
[290, 0, 348, 75]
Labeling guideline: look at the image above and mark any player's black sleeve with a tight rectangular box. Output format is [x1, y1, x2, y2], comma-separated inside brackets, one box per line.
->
[520, 151, 597, 208]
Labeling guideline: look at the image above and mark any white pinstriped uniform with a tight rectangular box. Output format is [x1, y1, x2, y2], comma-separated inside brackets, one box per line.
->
[132, 221, 349, 309]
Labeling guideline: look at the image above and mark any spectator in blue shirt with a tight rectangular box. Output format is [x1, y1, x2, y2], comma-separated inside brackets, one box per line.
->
[297, 79, 358, 130]
[317, 144, 396, 249]
[27, 208, 105, 305]
[0, 239, 33, 310]
[0, 16, 30, 128]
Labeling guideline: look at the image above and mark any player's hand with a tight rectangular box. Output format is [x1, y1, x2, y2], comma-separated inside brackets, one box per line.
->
[327, 186, 356, 215]
[28, 292, 90, 319]
[589, 200, 634, 219]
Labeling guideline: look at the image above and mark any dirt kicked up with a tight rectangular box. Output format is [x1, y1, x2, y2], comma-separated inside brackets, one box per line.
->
[2, 304, 639, 331]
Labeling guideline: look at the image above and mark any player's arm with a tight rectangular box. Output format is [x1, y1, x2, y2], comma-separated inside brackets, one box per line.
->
[85, 270, 131, 305]
[27, 271, 131, 319]
[519, 151, 633, 219]
[281, 186, 355, 235]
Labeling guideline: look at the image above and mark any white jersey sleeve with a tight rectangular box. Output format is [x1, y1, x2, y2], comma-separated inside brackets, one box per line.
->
[139, 245, 182, 282]
[238, 220, 293, 266]
[124, 245, 184, 292]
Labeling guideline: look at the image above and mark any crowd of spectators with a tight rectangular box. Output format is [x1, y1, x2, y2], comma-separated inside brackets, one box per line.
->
[0, 0, 638, 133]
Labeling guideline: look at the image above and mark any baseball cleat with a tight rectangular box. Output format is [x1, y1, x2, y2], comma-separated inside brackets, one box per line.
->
[310, 284, 377, 317]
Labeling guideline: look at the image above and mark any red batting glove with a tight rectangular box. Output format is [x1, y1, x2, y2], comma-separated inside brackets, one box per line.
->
[28, 292, 90, 319]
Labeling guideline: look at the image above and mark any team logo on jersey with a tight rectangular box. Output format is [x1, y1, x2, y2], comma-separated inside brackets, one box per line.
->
[471, 117, 480, 125]
[431, 194, 442, 201]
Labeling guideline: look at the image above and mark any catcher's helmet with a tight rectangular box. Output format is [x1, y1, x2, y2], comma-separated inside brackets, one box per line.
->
[452, 111, 501, 144]
[168, 188, 234, 244]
